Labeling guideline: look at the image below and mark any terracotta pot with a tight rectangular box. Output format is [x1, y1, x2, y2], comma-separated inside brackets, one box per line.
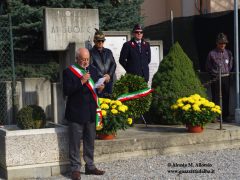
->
[97, 133, 116, 140]
[186, 124, 204, 133]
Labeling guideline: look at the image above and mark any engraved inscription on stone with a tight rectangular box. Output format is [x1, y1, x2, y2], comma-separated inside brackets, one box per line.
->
[148, 45, 161, 87]
[44, 8, 99, 50]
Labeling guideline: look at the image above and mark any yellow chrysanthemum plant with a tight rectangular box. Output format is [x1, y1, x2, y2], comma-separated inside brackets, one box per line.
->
[171, 94, 221, 128]
[96, 98, 132, 135]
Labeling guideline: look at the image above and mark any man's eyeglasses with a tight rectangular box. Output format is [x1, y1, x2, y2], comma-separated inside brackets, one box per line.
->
[97, 40, 105, 43]
[134, 31, 143, 34]
[78, 58, 89, 62]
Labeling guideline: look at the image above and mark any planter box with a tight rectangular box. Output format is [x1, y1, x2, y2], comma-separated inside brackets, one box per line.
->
[0, 123, 69, 180]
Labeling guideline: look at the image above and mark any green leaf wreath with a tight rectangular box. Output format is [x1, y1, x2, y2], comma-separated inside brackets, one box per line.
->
[112, 74, 152, 119]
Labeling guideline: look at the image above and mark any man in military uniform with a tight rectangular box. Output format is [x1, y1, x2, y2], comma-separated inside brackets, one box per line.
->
[119, 24, 151, 82]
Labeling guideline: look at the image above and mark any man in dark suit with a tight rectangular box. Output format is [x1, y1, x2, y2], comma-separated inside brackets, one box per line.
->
[63, 48, 105, 180]
[119, 24, 151, 82]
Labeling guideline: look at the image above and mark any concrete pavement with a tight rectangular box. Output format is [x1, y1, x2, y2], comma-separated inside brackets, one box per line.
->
[94, 122, 240, 163]
[1, 122, 240, 180]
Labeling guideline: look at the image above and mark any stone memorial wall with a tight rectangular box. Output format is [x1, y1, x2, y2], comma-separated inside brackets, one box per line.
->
[148, 41, 163, 87]
[44, 8, 99, 51]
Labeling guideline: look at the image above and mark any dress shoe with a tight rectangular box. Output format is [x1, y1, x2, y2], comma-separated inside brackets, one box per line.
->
[85, 167, 105, 175]
[71, 171, 81, 180]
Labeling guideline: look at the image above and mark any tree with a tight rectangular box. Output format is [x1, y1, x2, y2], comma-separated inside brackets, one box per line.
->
[4, 0, 144, 51]
[1, 0, 143, 80]
[97, 0, 144, 30]
[0, 0, 8, 15]
[7, 0, 43, 50]
[150, 42, 206, 125]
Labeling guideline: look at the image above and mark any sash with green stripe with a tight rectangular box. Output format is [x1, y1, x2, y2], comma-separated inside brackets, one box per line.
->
[68, 64, 102, 128]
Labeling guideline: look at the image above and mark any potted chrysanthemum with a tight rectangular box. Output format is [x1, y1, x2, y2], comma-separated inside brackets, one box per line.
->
[171, 94, 221, 133]
[96, 98, 132, 139]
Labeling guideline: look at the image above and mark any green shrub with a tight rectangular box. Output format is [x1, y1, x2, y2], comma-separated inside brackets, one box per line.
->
[14, 62, 59, 82]
[112, 74, 152, 119]
[150, 42, 206, 124]
[16, 105, 46, 129]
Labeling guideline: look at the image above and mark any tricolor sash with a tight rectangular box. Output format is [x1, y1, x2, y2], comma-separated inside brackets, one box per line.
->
[68, 64, 102, 128]
[117, 88, 153, 102]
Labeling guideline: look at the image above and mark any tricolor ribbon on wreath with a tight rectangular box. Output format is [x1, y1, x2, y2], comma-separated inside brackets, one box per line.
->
[116, 88, 154, 102]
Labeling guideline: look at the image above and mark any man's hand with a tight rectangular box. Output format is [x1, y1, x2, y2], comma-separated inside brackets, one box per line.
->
[97, 84, 105, 93]
[103, 74, 110, 83]
[81, 72, 90, 84]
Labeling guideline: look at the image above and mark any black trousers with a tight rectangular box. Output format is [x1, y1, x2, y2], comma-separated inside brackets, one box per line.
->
[210, 75, 230, 119]
[68, 121, 96, 172]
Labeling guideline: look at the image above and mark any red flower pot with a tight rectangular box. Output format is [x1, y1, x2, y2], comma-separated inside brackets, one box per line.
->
[97, 133, 116, 140]
[186, 124, 203, 133]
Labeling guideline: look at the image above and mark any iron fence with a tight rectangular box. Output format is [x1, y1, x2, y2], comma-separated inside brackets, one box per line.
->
[0, 14, 15, 125]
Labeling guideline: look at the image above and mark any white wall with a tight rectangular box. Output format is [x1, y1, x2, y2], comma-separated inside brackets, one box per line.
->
[20, 78, 52, 119]
[141, 0, 167, 26]
[141, 0, 240, 26]
[210, 0, 239, 13]
[182, 0, 195, 17]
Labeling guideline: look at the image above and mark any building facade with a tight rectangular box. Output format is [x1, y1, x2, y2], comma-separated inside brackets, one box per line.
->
[141, 0, 239, 26]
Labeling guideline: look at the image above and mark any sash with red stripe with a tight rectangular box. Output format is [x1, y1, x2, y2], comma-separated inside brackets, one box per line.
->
[68, 64, 102, 128]
[117, 88, 154, 102]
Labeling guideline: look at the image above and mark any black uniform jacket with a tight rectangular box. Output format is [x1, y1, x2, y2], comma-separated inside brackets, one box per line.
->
[63, 65, 99, 124]
[119, 38, 151, 81]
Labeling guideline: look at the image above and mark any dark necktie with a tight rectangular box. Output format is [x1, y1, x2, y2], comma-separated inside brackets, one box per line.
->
[137, 42, 141, 53]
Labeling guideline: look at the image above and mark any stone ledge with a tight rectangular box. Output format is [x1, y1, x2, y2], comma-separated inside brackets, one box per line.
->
[0, 123, 69, 180]
[1, 162, 69, 180]
[1, 123, 240, 179]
